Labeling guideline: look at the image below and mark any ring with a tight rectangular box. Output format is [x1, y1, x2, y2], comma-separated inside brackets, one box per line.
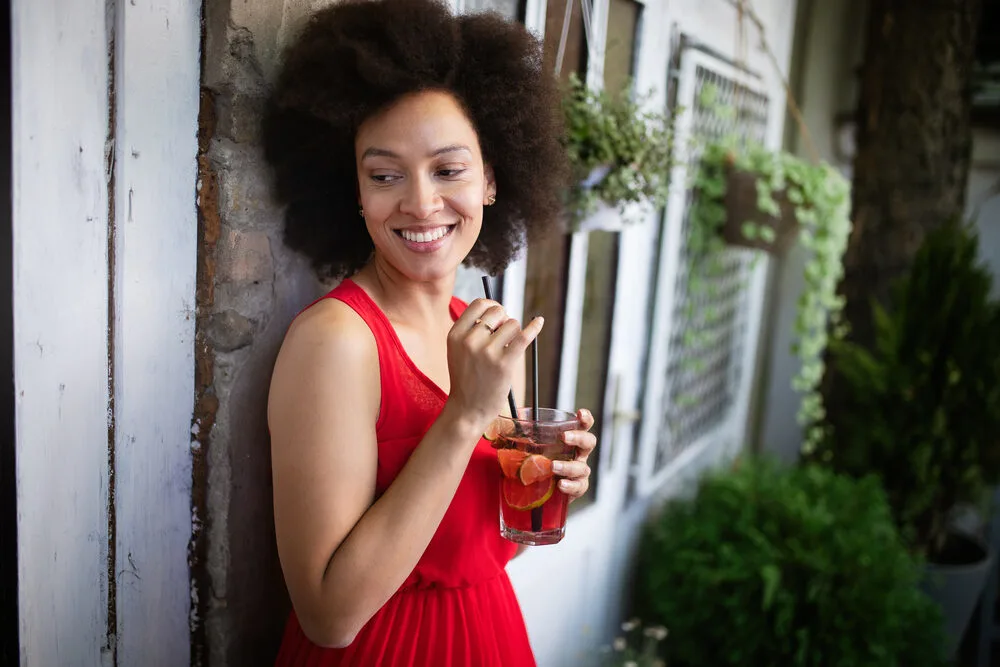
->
[474, 319, 496, 334]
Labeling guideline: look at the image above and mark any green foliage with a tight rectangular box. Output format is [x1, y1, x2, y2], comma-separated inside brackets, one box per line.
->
[634, 459, 945, 667]
[561, 74, 675, 225]
[812, 221, 1000, 559]
[688, 135, 851, 450]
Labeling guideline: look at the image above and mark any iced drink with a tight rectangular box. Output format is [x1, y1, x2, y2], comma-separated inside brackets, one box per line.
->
[487, 408, 579, 546]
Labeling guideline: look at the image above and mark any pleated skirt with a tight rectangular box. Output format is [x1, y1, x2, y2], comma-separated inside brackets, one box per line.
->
[274, 571, 536, 667]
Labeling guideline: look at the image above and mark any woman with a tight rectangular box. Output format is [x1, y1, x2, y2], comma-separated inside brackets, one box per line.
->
[263, 0, 596, 664]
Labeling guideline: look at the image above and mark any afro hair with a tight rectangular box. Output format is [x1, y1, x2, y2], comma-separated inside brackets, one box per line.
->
[262, 0, 570, 280]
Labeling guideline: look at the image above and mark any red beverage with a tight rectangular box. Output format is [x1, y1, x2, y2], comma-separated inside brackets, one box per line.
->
[488, 408, 578, 546]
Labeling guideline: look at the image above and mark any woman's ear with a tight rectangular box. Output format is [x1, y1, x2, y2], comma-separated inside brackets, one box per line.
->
[483, 164, 497, 205]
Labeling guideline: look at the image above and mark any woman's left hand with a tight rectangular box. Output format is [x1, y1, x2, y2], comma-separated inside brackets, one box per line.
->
[552, 409, 597, 502]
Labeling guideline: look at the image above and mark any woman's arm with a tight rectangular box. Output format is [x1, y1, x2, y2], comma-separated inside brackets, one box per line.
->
[269, 298, 540, 648]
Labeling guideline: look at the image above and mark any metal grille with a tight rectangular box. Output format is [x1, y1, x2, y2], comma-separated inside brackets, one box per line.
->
[653, 62, 769, 471]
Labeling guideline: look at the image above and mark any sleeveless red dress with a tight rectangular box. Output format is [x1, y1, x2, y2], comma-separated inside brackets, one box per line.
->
[274, 279, 536, 667]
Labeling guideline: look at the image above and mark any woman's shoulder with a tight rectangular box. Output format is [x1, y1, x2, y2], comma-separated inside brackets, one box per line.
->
[284, 297, 377, 363]
[269, 296, 381, 427]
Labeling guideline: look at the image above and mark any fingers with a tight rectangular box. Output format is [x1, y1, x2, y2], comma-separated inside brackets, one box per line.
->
[490, 315, 544, 353]
[473, 305, 507, 334]
[558, 476, 589, 500]
[453, 298, 503, 331]
[562, 429, 596, 462]
[552, 459, 589, 479]
[576, 408, 595, 431]
[553, 459, 591, 501]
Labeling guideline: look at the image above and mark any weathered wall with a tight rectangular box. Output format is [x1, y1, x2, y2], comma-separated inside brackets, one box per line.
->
[195, 1, 326, 664]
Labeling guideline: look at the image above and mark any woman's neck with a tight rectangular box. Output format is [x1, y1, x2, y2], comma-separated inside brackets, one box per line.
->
[353, 257, 458, 329]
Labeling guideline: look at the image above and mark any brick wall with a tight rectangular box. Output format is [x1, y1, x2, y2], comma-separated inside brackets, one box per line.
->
[195, 1, 328, 664]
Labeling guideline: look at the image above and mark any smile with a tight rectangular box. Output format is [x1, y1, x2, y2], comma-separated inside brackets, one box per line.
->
[395, 225, 455, 244]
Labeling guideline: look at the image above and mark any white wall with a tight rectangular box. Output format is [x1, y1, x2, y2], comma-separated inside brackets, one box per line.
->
[13, 2, 113, 663]
[756, 0, 1000, 461]
[12, 1, 200, 664]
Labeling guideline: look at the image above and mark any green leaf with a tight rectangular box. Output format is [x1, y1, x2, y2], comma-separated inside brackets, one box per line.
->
[760, 564, 781, 611]
[742, 222, 759, 240]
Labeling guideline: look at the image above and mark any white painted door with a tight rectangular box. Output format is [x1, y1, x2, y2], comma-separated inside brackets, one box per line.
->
[496, 0, 671, 663]
[12, 0, 200, 664]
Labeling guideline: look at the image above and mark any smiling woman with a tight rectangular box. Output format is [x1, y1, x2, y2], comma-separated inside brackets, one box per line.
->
[260, 1, 598, 666]
[355, 92, 494, 283]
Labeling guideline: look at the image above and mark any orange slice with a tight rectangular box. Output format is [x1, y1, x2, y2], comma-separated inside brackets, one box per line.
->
[483, 418, 515, 447]
[503, 476, 555, 511]
[497, 449, 529, 479]
[517, 454, 554, 485]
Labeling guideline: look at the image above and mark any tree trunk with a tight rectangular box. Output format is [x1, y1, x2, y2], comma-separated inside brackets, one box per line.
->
[840, 0, 982, 348]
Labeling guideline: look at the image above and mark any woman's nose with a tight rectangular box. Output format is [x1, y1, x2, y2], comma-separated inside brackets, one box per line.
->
[399, 174, 444, 220]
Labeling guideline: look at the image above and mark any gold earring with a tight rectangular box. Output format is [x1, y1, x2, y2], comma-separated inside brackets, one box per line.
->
[487, 194, 496, 206]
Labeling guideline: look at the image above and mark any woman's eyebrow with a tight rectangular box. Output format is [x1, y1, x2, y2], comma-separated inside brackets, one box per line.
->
[360, 144, 472, 160]
[429, 144, 472, 157]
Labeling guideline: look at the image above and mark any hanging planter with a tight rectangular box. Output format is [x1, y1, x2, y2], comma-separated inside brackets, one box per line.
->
[720, 166, 799, 254]
[561, 74, 676, 228]
[688, 140, 852, 449]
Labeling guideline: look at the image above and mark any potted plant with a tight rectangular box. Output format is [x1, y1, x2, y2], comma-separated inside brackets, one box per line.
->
[811, 220, 1000, 655]
[687, 139, 852, 450]
[561, 73, 675, 228]
[633, 458, 946, 667]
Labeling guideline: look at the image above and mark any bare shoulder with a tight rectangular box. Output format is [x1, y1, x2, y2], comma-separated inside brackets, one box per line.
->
[283, 297, 375, 360]
[268, 297, 380, 430]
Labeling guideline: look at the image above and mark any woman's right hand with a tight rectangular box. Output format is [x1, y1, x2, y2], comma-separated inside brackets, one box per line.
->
[445, 298, 543, 430]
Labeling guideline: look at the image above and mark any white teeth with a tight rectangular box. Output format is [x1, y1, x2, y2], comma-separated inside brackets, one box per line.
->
[401, 226, 449, 243]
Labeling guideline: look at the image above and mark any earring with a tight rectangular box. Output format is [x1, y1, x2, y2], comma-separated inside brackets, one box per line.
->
[359, 207, 365, 218]
[486, 194, 496, 206]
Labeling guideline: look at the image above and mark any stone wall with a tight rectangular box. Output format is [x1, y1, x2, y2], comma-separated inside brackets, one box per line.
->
[195, 0, 328, 664]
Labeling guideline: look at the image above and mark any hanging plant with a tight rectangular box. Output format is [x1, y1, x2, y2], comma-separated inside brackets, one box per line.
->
[561, 73, 676, 226]
[688, 139, 852, 450]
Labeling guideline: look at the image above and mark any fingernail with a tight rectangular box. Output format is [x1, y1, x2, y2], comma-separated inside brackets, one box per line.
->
[559, 479, 572, 491]
[562, 432, 576, 444]
[552, 461, 565, 474]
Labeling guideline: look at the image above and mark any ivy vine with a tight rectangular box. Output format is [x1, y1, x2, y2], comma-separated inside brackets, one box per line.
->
[689, 139, 852, 450]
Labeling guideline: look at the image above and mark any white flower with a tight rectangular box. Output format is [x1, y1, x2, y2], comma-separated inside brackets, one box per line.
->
[643, 625, 669, 641]
[621, 618, 641, 632]
[613, 637, 627, 652]
[623, 662, 638, 667]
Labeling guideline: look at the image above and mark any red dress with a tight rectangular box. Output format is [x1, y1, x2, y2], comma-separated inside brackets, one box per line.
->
[274, 279, 537, 667]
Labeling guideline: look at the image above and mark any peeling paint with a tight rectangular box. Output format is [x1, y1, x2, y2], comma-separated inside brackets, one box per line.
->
[189, 84, 220, 667]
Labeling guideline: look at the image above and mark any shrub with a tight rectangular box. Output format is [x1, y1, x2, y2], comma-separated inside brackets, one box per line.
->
[814, 220, 1000, 559]
[633, 459, 945, 667]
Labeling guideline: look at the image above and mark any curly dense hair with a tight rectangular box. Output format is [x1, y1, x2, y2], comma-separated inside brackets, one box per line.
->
[262, 0, 569, 280]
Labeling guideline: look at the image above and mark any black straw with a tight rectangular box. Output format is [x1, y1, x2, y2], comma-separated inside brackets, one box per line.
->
[529, 334, 542, 532]
[481, 275, 543, 533]
[481, 276, 521, 421]
[531, 336, 539, 422]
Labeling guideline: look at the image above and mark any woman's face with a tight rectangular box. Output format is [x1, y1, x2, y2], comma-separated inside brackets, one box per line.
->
[355, 90, 496, 284]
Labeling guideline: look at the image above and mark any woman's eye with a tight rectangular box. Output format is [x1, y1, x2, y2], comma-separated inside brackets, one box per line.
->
[370, 173, 399, 184]
[437, 168, 466, 178]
